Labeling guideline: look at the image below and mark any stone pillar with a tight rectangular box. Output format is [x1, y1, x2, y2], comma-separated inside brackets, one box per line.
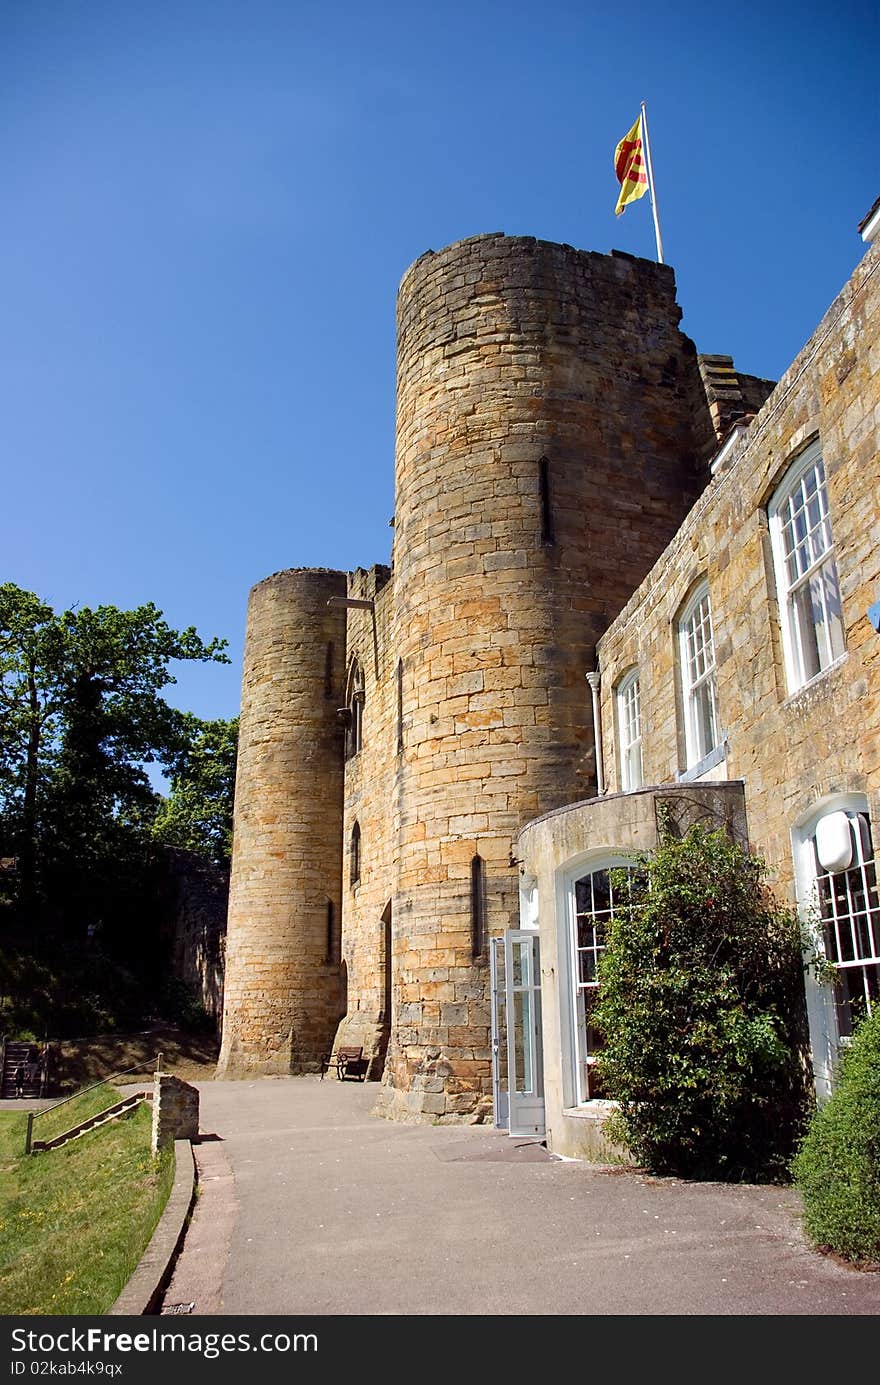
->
[217, 568, 348, 1076]
[151, 1073, 200, 1153]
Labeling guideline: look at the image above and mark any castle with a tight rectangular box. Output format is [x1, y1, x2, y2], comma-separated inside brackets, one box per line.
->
[217, 203, 880, 1159]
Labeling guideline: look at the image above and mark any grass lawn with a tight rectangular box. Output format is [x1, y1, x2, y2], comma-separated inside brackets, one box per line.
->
[0, 1090, 174, 1315]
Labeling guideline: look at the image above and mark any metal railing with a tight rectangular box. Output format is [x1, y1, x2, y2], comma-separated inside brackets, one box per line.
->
[25, 1053, 162, 1155]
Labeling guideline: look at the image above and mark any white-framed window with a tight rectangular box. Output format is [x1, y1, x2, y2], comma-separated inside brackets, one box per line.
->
[567, 857, 635, 1103]
[812, 808, 879, 1039]
[769, 441, 845, 693]
[794, 797, 880, 1097]
[616, 669, 643, 792]
[678, 582, 720, 769]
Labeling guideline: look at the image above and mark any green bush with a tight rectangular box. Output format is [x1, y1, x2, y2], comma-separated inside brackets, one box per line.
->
[793, 1007, 880, 1264]
[594, 821, 812, 1181]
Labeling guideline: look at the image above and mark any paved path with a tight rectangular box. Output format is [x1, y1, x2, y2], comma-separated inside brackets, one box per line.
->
[163, 1076, 880, 1317]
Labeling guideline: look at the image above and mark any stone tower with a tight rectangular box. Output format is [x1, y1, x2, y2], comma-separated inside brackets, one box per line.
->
[378, 234, 716, 1120]
[218, 233, 720, 1115]
[217, 568, 348, 1076]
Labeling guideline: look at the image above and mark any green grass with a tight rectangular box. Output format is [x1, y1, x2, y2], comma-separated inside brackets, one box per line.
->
[0, 1096, 174, 1314]
[30, 1082, 146, 1147]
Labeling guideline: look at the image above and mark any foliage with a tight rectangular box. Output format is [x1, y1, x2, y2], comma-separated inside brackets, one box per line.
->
[793, 1006, 880, 1264]
[593, 821, 812, 1181]
[0, 1100, 174, 1314]
[0, 582, 232, 1036]
[0, 583, 228, 889]
[151, 714, 238, 864]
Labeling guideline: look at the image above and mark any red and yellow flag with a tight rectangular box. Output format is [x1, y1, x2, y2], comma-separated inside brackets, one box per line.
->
[614, 115, 648, 216]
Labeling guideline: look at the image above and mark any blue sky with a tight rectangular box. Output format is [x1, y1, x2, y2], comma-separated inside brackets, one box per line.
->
[2, 0, 876, 728]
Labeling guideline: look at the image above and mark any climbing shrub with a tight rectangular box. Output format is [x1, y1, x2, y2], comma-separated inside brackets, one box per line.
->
[594, 821, 812, 1181]
[793, 1006, 880, 1264]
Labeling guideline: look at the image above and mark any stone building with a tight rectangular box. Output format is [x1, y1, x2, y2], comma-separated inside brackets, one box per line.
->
[218, 204, 879, 1157]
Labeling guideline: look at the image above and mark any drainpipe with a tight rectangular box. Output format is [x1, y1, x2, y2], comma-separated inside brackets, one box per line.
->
[585, 671, 605, 795]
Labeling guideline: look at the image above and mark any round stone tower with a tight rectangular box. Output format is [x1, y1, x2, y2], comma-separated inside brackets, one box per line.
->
[217, 567, 348, 1076]
[382, 233, 712, 1120]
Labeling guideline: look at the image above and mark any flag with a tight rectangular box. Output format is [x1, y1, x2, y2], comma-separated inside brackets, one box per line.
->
[614, 115, 648, 216]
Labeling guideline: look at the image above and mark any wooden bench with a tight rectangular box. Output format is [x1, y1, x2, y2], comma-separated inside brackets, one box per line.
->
[319, 1046, 368, 1081]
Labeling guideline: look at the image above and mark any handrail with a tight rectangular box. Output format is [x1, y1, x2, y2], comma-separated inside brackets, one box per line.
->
[29, 1055, 162, 1126]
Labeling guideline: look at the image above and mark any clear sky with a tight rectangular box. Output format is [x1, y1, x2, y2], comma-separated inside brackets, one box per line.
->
[2, 0, 877, 727]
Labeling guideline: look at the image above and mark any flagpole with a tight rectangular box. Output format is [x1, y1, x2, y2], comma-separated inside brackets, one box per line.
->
[640, 100, 664, 264]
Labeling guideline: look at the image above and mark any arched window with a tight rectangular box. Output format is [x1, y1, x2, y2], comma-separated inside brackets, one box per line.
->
[678, 581, 720, 771]
[769, 440, 845, 693]
[350, 821, 361, 886]
[344, 660, 365, 758]
[566, 856, 636, 1104]
[616, 668, 643, 792]
[799, 800, 879, 1041]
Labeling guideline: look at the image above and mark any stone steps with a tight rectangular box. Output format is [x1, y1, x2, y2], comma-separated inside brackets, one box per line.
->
[1, 1040, 46, 1100]
[31, 1092, 150, 1152]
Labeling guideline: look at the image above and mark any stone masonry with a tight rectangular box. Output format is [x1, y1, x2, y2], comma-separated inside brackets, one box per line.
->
[151, 1073, 200, 1153]
[218, 232, 771, 1118]
[595, 235, 880, 899]
[218, 569, 347, 1076]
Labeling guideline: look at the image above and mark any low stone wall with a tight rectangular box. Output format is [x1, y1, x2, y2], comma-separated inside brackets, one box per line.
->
[151, 1073, 200, 1154]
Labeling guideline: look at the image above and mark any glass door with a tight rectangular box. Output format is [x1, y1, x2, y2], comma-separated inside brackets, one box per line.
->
[504, 930, 545, 1137]
[490, 936, 509, 1129]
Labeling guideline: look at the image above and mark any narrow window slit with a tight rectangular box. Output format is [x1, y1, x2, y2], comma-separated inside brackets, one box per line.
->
[539, 456, 555, 545]
[397, 658, 404, 752]
[350, 821, 361, 886]
[471, 854, 485, 958]
[325, 899, 335, 963]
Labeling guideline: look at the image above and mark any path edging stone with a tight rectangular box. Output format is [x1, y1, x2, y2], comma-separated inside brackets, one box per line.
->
[108, 1139, 196, 1316]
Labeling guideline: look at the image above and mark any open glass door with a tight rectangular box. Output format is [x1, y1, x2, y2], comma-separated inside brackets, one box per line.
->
[490, 936, 509, 1129]
[504, 930, 545, 1137]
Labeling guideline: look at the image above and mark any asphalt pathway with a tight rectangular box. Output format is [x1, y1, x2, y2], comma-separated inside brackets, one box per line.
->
[163, 1075, 880, 1317]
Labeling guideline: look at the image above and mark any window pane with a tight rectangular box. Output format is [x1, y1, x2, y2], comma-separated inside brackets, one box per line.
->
[775, 453, 845, 691]
[790, 556, 844, 683]
[573, 865, 634, 1102]
[692, 676, 718, 760]
[815, 812, 880, 1041]
[513, 991, 534, 1094]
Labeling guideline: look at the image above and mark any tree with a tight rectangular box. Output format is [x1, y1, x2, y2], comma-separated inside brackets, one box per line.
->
[151, 715, 238, 865]
[0, 585, 67, 901]
[0, 583, 229, 923]
[593, 821, 812, 1181]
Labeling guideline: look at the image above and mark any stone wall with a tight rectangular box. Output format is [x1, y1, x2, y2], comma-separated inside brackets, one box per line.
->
[156, 848, 228, 1032]
[380, 234, 720, 1120]
[596, 237, 880, 901]
[333, 565, 397, 1076]
[151, 1072, 200, 1153]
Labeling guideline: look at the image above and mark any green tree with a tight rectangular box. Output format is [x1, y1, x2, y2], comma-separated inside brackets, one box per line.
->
[0, 584, 233, 1036]
[593, 821, 812, 1181]
[151, 715, 238, 864]
[0, 585, 67, 902]
[0, 583, 229, 925]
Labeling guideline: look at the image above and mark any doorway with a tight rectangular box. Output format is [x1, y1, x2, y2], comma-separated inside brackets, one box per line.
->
[490, 930, 545, 1137]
